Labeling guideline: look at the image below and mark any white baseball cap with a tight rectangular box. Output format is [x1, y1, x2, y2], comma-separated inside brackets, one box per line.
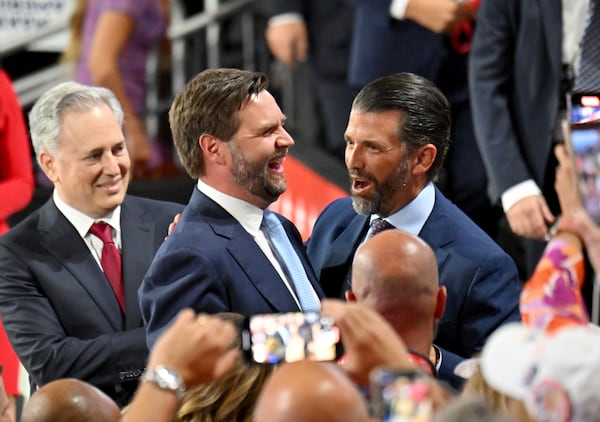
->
[480, 322, 600, 422]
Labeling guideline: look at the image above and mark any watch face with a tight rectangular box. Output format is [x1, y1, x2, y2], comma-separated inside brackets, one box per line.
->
[149, 365, 183, 393]
[157, 367, 179, 389]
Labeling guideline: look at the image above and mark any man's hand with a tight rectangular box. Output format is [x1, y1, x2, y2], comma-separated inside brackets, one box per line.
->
[554, 143, 582, 215]
[404, 0, 475, 33]
[167, 213, 181, 237]
[320, 299, 414, 386]
[506, 195, 555, 240]
[265, 20, 308, 68]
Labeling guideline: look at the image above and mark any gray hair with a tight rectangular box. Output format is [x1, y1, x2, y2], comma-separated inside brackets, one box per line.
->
[29, 82, 124, 165]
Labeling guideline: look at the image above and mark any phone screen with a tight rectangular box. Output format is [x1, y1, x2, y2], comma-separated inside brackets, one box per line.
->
[369, 368, 433, 422]
[568, 93, 600, 223]
[241, 311, 342, 364]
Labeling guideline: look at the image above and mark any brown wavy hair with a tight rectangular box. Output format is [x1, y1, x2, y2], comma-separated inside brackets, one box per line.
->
[176, 313, 275, 422]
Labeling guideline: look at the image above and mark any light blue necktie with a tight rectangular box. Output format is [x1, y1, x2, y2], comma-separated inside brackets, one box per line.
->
[262, 210, 320, 312]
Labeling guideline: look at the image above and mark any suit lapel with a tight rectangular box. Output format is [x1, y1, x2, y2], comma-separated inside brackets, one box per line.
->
[120, 198, 154, 329]
[326, 214, 369, 267]
[418, 189, 453, 268]
[226, 226, 300, 311]
[38, 200, 122, 331]
[193, 190, 300, 311]
[317, 213, 369, 297]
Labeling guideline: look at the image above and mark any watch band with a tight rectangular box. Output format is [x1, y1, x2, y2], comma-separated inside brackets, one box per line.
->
[141, 365, 185, 399]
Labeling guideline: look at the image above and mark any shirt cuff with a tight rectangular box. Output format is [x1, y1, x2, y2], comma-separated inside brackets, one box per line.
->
[389, 0, 410, 20]
[268, 13, 304, 26]
[501, 180, 542, 213]
[433, 344, 442, 372]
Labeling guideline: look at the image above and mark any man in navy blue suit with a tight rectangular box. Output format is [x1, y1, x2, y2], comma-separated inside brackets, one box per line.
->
[139, 69, 325, 348]
[306, 72, 521, 388]
[345, 0, 499, 237]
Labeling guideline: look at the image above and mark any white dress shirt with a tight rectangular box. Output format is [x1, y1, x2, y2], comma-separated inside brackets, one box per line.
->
[52, 190, 122, 270]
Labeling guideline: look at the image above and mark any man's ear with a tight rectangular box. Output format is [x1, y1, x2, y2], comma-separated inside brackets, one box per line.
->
[411, 144, 437, 176]
[434, 285, 447, 320]
[38, 151, 57, 183]
[345, 290, 357, 302]
[199, 134, 226, 164]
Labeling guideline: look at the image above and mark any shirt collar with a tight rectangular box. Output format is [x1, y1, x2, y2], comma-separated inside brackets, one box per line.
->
[53, 189, 121, 237]
[370, 182, 435, 235]
[196, 179, 263, 236]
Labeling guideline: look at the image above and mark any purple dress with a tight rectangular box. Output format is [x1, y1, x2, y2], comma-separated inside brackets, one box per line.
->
[75, 0, 167, 116]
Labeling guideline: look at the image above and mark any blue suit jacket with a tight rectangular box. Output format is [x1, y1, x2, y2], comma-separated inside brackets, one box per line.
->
[0, 195, 184, 406]
[140, 188, 325, 348]
[346, 0, 469, 104]
[306, 187, 521, 386]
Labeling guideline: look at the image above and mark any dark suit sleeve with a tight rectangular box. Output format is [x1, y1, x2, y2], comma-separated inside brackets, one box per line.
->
[0, 243, 148, 389]
[463, 253, 521, 348]
[468, 0, 532, 199]
[140, 246, 230, 348]
[436, 347, 468, 390]
[255, 0, 304, 17]
[437, 252, 520, 389]
[442, 252, 521, 356]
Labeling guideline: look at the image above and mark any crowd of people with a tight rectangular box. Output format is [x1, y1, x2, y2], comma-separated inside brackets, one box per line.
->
[0, 0, 599, 420]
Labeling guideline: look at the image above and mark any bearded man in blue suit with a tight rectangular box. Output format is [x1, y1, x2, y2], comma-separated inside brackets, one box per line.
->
[139, 69, 325, 348]
[306, 72, 521, 388]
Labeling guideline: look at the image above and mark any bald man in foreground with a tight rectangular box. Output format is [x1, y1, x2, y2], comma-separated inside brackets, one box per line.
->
[347, 229, 447, 376]
[20, 379, 120, 422]
[253, 360, 370, 422]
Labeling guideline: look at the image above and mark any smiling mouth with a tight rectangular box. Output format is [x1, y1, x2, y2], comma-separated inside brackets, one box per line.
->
[98, 179, 122, 193]
[267, 155, 286, 173]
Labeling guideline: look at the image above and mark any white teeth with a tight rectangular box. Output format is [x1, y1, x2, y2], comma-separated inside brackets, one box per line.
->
[100, 180, 120, 189]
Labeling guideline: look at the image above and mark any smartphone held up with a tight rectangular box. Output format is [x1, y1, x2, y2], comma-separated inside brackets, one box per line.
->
[370, 367, 434, 422]
[241, 311, 342, 365]
[567, 92, 600, 223]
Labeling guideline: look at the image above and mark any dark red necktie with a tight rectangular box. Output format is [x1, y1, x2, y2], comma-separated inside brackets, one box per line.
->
[346, 218, 396, 289]
[89, 222, 125, 313]
[369, 218, 395, 236]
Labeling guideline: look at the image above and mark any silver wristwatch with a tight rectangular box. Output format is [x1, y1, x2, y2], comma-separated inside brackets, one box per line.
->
[141, 365, 185, 398]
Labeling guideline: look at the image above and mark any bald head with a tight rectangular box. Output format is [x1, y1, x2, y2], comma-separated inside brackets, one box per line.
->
[21, 379, 120, 422]
[254, 361, 369, 422]
[349, 230, 445, 353]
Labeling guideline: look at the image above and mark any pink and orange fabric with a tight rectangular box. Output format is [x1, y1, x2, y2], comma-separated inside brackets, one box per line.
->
[520, 235, 589, 334]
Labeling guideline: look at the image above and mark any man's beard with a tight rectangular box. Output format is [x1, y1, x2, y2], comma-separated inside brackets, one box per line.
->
[229, 141, 287, 203]
[350, 156, 410, 216]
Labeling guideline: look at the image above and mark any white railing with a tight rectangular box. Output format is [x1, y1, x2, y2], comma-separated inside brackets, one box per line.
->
[3, 0, 259, 114]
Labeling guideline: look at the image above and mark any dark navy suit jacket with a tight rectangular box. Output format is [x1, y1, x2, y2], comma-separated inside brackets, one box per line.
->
[139, 188, 325, 348]
[306, 187, 521, 386]
[0, 195, 184, 406]
[346, 0, 469, 104]
[469, 0, 562, 202]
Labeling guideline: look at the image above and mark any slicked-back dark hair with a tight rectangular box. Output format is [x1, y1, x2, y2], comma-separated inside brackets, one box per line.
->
[352, 72, 451, 181]
[169, 68, 269, 178]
